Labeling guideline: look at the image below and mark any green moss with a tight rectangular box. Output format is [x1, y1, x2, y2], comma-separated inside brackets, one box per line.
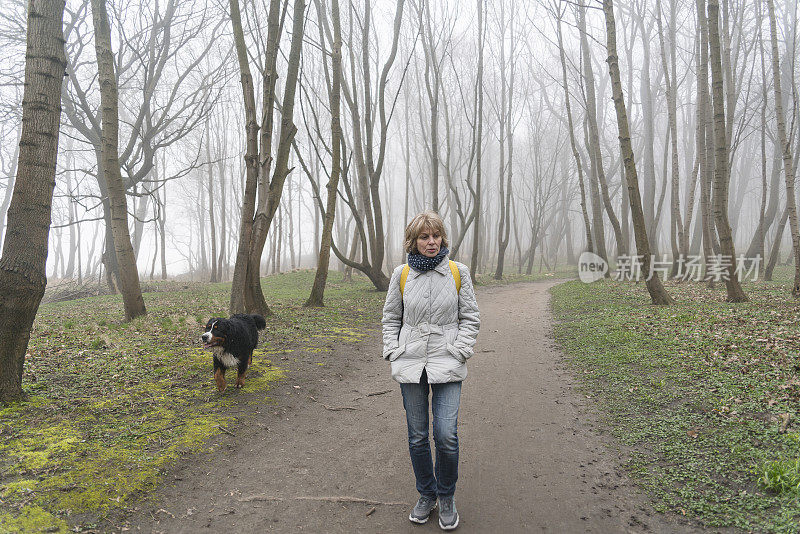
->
[43, 413, 229, 513]
[0, 506, 70, 534]
[2, 479, 39, 499]
[242, 356, 286, 400]
[1, 424, 80, 471]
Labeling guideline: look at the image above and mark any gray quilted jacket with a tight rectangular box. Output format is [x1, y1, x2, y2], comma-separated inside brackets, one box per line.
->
[381, 256, 481, 383]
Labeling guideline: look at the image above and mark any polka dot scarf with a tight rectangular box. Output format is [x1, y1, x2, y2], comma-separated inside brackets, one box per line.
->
[407, 246, 449, 273]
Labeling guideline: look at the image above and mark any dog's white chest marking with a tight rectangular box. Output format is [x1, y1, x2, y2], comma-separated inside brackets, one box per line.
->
[212, 346, 240, 368]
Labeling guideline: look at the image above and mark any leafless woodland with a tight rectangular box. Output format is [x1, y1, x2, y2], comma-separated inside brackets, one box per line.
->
[1, 0, 799, 311]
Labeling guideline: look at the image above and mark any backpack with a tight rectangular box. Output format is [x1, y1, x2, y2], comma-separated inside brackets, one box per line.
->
[399, 261, 461, 295]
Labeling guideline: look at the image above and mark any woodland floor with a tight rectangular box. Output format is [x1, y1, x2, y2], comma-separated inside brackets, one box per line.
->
[113, 279, 702, 533]
[4, 269, 798, 532]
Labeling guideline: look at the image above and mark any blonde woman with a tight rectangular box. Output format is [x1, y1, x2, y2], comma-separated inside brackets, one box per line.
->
[381, 210, 480, 530]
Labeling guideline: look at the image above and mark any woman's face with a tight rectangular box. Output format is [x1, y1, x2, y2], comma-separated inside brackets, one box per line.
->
[416, 227, 443, 258]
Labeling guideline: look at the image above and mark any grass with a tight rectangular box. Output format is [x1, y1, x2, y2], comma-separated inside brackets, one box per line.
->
[0, 269, 384, 533]
[550, 266, 800, 532]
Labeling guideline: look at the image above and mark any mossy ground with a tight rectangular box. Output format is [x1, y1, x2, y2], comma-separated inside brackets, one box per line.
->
[0, 270, 384, 533]
[551, 266, 800, 532]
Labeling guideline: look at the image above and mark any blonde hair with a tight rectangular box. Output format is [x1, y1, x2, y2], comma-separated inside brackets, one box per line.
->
[403, 210, 449, 254]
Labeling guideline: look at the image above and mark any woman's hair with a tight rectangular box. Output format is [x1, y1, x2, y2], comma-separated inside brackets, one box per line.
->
[403, 210, 449, 254]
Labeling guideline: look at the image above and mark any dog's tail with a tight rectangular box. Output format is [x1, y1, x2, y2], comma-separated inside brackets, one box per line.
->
[251, 314, 267, 330]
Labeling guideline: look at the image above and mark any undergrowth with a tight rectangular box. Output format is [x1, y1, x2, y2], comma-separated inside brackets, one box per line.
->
[0, 270, 382, 533]
[551, 268, 800, 532]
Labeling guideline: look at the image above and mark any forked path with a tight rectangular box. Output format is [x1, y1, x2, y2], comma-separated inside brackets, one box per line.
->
[123, 280, 700, 533]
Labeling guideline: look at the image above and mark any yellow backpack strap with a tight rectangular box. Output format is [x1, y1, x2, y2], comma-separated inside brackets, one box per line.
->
[449, 260, 461, 293]
[400, 264, 410, 295]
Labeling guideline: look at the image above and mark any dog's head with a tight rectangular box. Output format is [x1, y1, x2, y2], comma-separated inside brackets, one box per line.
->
[201, 318, 229, 349]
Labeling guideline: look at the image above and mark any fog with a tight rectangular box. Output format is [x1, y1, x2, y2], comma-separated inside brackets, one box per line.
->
[1, 0, 798, 285]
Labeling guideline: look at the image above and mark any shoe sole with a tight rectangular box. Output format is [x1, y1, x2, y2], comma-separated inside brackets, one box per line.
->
[409, 502, 437, 524]
[438, 514, 459, 530]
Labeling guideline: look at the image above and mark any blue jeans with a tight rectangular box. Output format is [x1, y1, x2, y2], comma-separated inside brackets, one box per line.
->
[400, 369, 462, 498]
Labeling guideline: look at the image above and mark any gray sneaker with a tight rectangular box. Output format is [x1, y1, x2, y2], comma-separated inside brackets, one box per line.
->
[438, 495, 459, 530]
[409, 495, 437, 524]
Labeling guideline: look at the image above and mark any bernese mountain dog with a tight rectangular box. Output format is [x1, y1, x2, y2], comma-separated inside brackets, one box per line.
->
[201, 314, 266, 392]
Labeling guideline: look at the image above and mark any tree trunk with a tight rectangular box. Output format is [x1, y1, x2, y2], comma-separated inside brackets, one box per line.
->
[307, 0, 344, 306]
[247, 0, 306, 290]
[91, 0, 147, 319]
[556, 9, 593, 258]
[0, 0, 66, 402]
[469, 0, 485, 281]
[706, 0, 747, 302]
[198, 181, 208, 274]
[287, 182, 296, 269]
[217, 131, 228, 280]
[228, 0, 276, 314]
[150, 209, 158, 280]
[656, 2, 683, 276]
[0, 134, 19, 250]
[765, 207, 789, 281]
[132, 187, 149, 258]
[695, 0, 716, 274]
[602, 0, 673, 305]
[230, 0, 306, 314]
[578, 3, 624, 260]
[767, 0, 800, 296]
[64, 157, 77, 278]
[206, 124, 218, 283]
[634, 12, 658, 253]
[494, 1, 514, 280]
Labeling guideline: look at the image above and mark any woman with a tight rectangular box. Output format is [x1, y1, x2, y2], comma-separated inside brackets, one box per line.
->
[381, 210, 480, 530]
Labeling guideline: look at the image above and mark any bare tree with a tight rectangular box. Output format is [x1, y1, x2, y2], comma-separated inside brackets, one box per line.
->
[228, 0, 307, 315]
[766, 0, 800, 296]
[417, 0, 453, 212]
[602, 0, 674, 305]
[61, 0, 222, 289]
[310, 0, 406, 290]
[90, 0, 147, 319]
[0, 0, 67, 402]
[306, 0, 343, 307]
[492, 0, 516, 280]
[0, 128, 20, 249]
[469, 0, 485, 280]
[554, 2, 593, 259]
[655, 0, 683, 276]
[577, 2, 624, 262]
[706, 0, 747, 302]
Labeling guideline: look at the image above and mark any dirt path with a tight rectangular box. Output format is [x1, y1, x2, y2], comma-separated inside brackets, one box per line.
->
[119, 280, 701, 533]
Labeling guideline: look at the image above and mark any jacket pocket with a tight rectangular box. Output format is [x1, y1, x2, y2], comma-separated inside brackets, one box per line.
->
[388, 344, 406, 362]
[446, 342, 466, 363]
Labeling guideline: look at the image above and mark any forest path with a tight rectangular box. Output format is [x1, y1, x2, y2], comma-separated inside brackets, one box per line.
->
[121, 280, 701, 533]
